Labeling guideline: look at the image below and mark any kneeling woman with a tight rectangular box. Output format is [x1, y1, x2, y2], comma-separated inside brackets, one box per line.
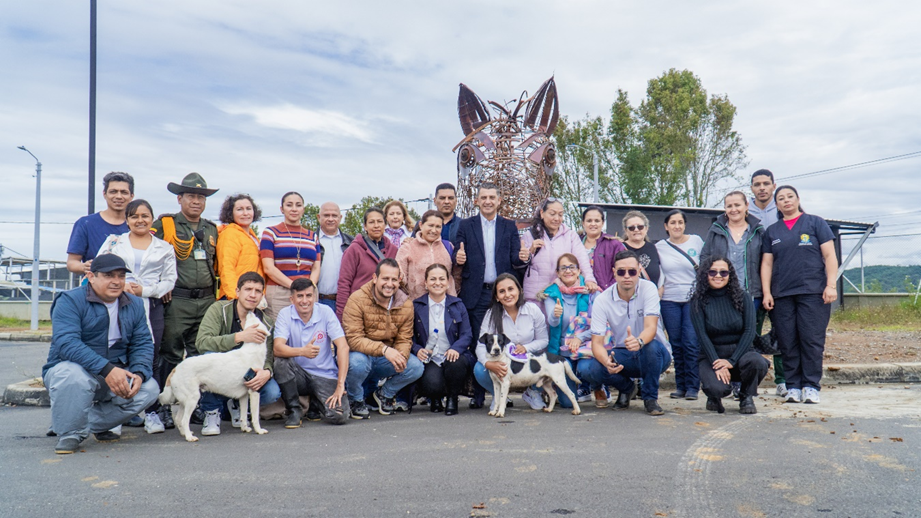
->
[690, 257, 770, 414]
[411, 264, 473, 416]
[473, 273, 549, 411]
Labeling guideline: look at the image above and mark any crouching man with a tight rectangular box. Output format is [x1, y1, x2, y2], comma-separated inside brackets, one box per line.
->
[273, 278, 350, 427]
[43, 254, 160, 454]
[342, 258, 423, 418]
[194, 272, 280, 436]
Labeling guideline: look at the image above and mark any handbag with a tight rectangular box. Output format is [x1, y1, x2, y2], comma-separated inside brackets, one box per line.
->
[752, 327, 780, 356]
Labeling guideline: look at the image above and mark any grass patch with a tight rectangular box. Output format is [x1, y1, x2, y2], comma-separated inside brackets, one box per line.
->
[831, 300, 921, 332]
[0, 316, 52, 331]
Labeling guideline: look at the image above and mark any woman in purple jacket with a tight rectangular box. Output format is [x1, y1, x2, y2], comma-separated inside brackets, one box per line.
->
[580, 205, 626, 291]
[335, 207, 398, 318]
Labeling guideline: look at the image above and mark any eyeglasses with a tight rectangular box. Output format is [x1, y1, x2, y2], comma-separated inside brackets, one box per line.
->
[626, 225, 646, 232]
[615, 268, 638, 277]
[558, 265, 579, 272]
[708, 270, 730, 278]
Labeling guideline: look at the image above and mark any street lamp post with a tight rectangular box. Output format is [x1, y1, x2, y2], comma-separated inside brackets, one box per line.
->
[566, 144, 599, 203]
[18, 146, 42, 331]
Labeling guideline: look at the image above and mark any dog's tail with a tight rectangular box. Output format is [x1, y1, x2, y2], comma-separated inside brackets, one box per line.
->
[564, 360, 580, 384]
[157, 369, 176, 405]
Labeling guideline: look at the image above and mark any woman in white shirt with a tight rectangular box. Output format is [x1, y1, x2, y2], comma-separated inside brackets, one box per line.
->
[655, 209, 704, 401]
[472, 273, 549, 412]
[98, 199, 177, 434]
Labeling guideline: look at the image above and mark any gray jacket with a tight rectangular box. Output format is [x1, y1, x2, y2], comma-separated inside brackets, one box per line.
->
[700, 214, 765, 299]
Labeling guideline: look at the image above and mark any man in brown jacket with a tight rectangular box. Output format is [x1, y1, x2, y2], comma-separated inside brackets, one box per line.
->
[342, 258, 423, 419]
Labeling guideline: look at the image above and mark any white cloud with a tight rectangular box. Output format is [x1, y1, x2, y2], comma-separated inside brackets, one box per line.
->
[221, 104, 375, 143]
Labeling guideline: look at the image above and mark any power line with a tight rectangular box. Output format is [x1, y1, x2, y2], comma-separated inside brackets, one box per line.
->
[776, 150, 921, 182]
[841, 232, 921, 240]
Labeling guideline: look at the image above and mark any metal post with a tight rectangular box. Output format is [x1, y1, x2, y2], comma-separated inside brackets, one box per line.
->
[88, 0, 97, 214]
[592, 152, 599, 203]
[860, 246, 865, 292]
[18, 146, 42, 331]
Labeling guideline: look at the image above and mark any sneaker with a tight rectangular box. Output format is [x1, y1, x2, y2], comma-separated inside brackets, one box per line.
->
[594, 389, 609, 409]
[521, 387, 546, 410]
[785, 388, 803, 403]
[576, 386, 592, 403]
[190, 406, 205, 426]
[349, 399, 371, 420]
[158, 406, 175, 429]
[125, 414, 144, 427]
[365, 394, 380, 412]
[775, 383, 788, 398]
[373, 389, 395, 415]
[144, 411, 165, 434]
[201, 409, 221, 436]
[305, 407, 323, 422]
[731, 383, 741, 401]
[803, 387, 821, 404]
[644, 399, 665, 416]
[94, 427, 121, 442]
[227, 400, 242, 428]
[55, 436, 82, 454]
[393, 400, 410, 412]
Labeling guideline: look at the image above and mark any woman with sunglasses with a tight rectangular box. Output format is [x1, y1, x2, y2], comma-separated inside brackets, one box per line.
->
[761, 185, 838, 404]
[520, 198, 597, 306]
[621, 210, 662, 290]
[690, 257, 770, 414]
[656, 209, 705, 401]
[581, 206, 626, 291]
[538, 253, 601, 408]
[472, 273, 549, 412]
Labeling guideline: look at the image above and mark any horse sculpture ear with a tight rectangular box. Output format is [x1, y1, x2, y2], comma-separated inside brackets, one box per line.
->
[458, 83, 491, 136]
[523, 77, 559, 136]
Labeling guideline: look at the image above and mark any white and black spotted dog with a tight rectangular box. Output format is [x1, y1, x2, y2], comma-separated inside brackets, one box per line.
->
[480, 333, 582, 418]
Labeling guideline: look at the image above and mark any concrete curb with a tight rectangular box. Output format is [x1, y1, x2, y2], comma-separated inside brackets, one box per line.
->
[0, 332, 52, 342]
[3, 378, 50, 407]
[5, 363, 921, 408]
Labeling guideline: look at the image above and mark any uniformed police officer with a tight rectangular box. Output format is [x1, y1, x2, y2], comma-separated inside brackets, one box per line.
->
[151, 173, 219, 428]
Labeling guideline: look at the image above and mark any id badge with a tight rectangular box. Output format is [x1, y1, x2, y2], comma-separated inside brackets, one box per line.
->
[193, 249, 207, 260]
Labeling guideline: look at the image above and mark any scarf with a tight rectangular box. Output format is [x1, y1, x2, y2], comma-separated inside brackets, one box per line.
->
[384, 227, 405, 248]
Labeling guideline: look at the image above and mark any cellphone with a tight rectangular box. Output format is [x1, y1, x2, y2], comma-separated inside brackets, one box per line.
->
[127, 376, 134, 389]
[609, 351, 619, 366]
[243, 368, 257, 382]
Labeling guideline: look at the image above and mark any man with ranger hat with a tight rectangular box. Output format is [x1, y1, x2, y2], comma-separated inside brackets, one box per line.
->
[151, 172, 219, 428]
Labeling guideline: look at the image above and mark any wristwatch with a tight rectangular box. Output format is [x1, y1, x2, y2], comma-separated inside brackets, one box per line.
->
[636, 337, 645, 348]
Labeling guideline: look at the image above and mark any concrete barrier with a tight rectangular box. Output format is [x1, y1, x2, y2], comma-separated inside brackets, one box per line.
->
[842, 293, 912, 309]
[0, 301, 52, 320]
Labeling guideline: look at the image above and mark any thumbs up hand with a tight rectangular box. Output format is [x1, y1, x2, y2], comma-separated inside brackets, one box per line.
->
[303, 335, 321, 359]
[624, 325, 641, 352]
[553, 298, 563, 318]
[518, 237, 531, 262]
[456, 242, 467, 265]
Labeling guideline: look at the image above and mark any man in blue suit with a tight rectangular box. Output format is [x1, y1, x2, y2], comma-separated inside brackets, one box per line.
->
[453, 182, 526, 407]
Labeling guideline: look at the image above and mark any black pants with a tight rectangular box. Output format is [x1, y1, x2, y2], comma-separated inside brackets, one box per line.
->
[699, 347, 770, 400]
[274, 357, 348, 424]
[146, 298, 165, 413]
[467, 288, 493, 402]
[416, 356, 471, 400]
[770, 293, 830, 390]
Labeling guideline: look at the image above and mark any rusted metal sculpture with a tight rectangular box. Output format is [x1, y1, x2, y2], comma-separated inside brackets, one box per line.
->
[453, 77, 559, 220]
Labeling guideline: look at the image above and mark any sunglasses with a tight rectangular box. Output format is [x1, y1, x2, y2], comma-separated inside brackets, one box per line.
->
[626, 225, 646, 232]
[708, 270, 730, 278]
[558, 264, 579, 273]
[615, 268, 638, 277]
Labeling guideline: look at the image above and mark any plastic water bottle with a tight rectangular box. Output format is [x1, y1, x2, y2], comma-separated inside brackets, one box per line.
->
[423, 329, 438, 364]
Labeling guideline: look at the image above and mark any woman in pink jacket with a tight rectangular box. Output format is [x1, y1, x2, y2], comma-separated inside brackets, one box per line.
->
[335, 207, 398, 318]
[396, 210, 456, 301]
[520, 198, 598, 304]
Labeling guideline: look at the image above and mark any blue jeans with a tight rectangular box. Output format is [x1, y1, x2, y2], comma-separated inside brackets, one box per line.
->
[200, 379, 281, 413]
[346, 352, 424, 401]
[317, 298, 336, 312]
[579, 340, 672, 400]
[661, 300, 700, 393]
[44, 361, 160, 440]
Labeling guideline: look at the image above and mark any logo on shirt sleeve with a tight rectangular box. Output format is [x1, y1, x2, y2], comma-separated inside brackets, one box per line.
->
[799, 234, 813, 246]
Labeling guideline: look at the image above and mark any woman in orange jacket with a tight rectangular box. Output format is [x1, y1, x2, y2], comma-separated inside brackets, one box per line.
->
[216, 193, 264, 300]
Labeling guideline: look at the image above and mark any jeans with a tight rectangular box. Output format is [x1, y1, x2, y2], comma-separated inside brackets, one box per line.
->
[199, 379, 281, 413]
[579, 340, 672, 400]
[661, 300, 700, 393]
[345, 352, 424, 401]
[317, 298, 336, 312]
[44, 361, 160, 440]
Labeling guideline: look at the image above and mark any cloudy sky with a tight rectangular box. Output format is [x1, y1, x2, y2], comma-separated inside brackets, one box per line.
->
[2, 1, 919, 271]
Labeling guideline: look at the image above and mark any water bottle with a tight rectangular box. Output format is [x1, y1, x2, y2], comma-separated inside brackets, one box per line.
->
[423, 329, 438, 364]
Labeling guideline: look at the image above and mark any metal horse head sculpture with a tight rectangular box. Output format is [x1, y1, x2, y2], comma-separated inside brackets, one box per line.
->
[453, 77, 559, 220]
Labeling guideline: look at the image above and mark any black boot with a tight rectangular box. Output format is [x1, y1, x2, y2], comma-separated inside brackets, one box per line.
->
[739, 395, 757, 414]
[445, 396, 459, 416]
[430, 398, 444, 413]
[279, 380, 303, 429]
[706, 397, 725, 414]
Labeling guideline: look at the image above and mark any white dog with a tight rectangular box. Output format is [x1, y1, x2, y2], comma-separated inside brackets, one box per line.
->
[480, 333, 582, 418]
[159, 312, 269, 442]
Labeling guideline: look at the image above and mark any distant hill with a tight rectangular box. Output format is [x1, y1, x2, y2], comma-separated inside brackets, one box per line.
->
[842, 265, 921, 293]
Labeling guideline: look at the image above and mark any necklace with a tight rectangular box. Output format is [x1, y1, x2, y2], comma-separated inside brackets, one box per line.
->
[282, 221, 302, 269]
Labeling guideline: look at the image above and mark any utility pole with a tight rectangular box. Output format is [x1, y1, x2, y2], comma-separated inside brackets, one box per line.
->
[18, 146, 42, 331]
[88, 0, 97, 214]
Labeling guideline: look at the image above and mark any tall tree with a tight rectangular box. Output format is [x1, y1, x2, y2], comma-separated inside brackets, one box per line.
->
[340, 196, 421, 237]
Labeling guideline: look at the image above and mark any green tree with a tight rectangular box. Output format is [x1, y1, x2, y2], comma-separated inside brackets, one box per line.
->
[299, 202, 320, 232]
[340, 196, 422, 237]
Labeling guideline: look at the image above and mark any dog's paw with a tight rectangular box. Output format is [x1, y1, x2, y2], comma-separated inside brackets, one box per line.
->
[185, 435, 199, 442]
[542, 407, 552, 413]
[254, 428, 268, 435]
[241, 426, 252, 433]
[571, 409, 581, 415]
[487, 410, 497, 416]
[495, 412, 505, 418]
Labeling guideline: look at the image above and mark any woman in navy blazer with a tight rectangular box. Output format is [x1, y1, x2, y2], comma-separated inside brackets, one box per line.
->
[412, 264, 474, 415]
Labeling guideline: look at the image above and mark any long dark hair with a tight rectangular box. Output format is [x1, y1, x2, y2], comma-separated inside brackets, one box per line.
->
[530, 198, 564, 241]
[774, 185, 803, 220]
[690, 256, 746, 314]
[488, 273, 524, 336]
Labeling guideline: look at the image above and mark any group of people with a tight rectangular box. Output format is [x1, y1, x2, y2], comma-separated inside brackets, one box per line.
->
[44, 168, 839, 454]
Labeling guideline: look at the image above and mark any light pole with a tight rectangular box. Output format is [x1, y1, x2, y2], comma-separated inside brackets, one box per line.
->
[566, 144, 599, 203]
[18, 146, 42, 331]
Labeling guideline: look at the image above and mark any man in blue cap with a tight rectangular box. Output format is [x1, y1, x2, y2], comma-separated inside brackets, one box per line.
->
[43, 254, 159, 454]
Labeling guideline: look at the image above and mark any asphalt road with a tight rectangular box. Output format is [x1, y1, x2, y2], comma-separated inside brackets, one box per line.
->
[2, 341, 920, 517]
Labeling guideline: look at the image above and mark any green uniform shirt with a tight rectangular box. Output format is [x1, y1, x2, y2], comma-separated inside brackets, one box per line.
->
[152, 212, 218, 290]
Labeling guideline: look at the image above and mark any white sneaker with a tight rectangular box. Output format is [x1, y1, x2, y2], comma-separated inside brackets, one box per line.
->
[803, 387, 821, 404]
[521, 387, 546, 410]
[109, 425, 122, 436]
[393, 400, 410, 412]
[775, 383, 788, 397]
[785, 388, 803, 403]
[201, 410, 221, 436]
[144, 411, 165, 434]
[227, 400, 242, 428]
